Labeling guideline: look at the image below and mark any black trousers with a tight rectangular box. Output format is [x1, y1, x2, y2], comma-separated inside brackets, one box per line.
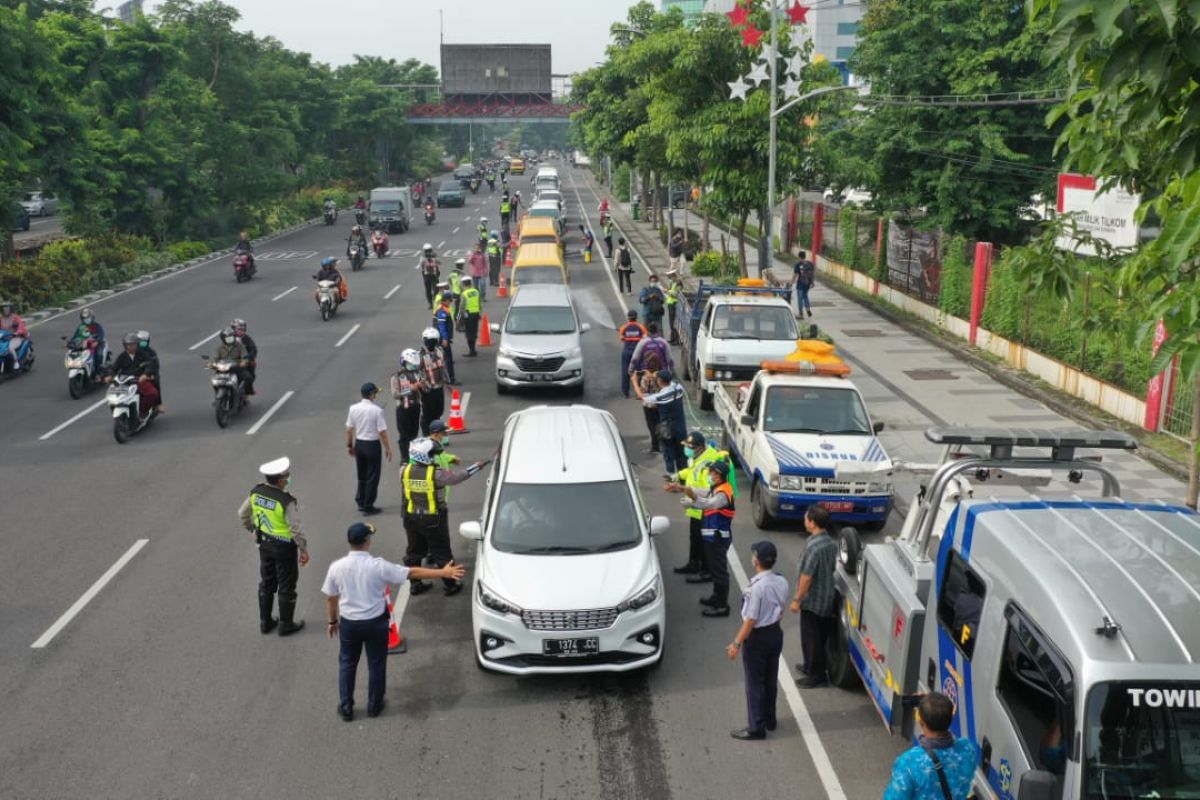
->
[419, 388, 444, 434]
[604, 235, 613, 257]
[743, 622, 783, 733]
[354, 439, 382, 510]
[464, 313, 480, 354]
[396, 404, 421, 463]
[422, 273, 438, 306]
[338, 612, 389, 713]
[618, 269, 632, 293]
[688, 517, 709, 570]
[800, 610, 835, 681]
[489, 258, 501, 286]
[403, 512, 457, 588]
[258, 538, 299, 604]
[703, 536, 732, 608]
[667, 304, 678, 342]
[442, 342, 456, 383]
[642, 405, 660, 451]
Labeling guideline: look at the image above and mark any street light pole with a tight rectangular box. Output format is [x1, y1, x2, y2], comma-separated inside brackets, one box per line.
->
[761, 0, 779, 275]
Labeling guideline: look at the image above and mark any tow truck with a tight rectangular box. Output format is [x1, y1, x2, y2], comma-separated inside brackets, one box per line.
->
[828, 427, 1200, 800]
[713, 347, 892, 529]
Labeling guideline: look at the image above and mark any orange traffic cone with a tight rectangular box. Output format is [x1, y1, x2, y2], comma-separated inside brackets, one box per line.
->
[385, 588, 406, 655]
[478, 313, 493, 347]
[504, 246, 513, 267]
[498, 276, 508, 298]
[448, 388, 468, 433]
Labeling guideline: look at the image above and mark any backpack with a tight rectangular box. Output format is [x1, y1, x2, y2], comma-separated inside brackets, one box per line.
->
[619, 247, 632, 268]
[646, 288, 664, 315]
[642, 336, 671, 370]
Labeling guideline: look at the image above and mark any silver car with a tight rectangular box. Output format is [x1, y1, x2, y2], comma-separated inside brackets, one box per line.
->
[21, 191, 58, 217]
[494, 284, 589, 394]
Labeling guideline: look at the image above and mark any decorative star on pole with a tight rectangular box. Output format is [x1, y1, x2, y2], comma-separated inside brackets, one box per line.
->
[786, 2, 810, 25]
[782, 74, 802, 99]
[745, 61, 770, 86]
[740, 23, 764, 48]
[788, 25, 808, 52]
[725, 3, 750, 28]
[786, 52, 806, 78]
[758, 44, 779, 65]
[727, 76, 752, 100]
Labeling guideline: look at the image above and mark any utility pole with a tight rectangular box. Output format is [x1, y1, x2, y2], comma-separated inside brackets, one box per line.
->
[760, 0, 779, 276]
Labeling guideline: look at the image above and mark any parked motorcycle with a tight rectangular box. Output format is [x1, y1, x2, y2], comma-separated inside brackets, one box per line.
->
[316, 280, 340, 321]
[0, 329, 34, 378]
[349, 244, 365, 272]
[203, 355, 246, 428]
[107, 373, 156, 443]
[371, 231, 389, 258]
[424, 205, 436, 225]
[233, 250, 256, 282]
[63, 336, 108, 398]
[354, 207, 367, 226]
[324, 205, 337, 225]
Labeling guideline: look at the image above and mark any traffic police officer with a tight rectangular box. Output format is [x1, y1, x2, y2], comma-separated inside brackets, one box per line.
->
[238, 457, 308, 636]
[664, 431, 728, 579]
[391, 348, 427, 464]
[500, 196, 512, 228]
[665, 270, 683, 345]
[487, 235, 502, 286]
[399, 439, 489, 596]
[433, 294, 457, 385]
[618, 309, 648, 399]
[683, 460, 736, 617]
[727, 540, 789, 740]
[448, 259, 464, 298]
[419, 327, 449, 434]
[459, 276, 482, 356]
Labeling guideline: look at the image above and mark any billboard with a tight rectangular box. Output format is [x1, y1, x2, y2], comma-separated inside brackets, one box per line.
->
[441, 45, 552, 97]
[1055, 173, 1140, 254]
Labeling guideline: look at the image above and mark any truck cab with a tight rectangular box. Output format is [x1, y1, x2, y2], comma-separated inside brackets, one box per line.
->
[368, 187, 410, 233]
[831, 427, 1200, 800]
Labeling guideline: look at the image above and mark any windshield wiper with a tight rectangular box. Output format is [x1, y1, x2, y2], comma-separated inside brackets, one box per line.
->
[591, 540, 638, 552]
[768, 427, 825, 433]
[514, 545, 591, 554]
[820, 429, 872, 435]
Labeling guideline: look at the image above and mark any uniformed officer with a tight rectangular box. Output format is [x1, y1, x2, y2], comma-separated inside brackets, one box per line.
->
[618, 309, 648, 399]
[237, 457, 309, 636]
[418, 327, 449, 434]
[665, 270, 683, 345]
[664, 431, 724, 579]
[448, 260, 464, 298]
[459, 276, 482, 356]
[391, 348, 427, 464]
[727, 540, 789, 740]
[399, 439, 489, 596]
[682, 460, 736, 617]
[486, 235, 502, 287]
[433, 295, 457, 385]
[500, 196, 511, 228]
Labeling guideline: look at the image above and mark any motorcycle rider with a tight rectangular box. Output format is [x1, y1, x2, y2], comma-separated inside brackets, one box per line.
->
[418, 327, 450, 435]
[391, 348, 427, 463]
[424, 198, 435, 223]
[231, 318, 257, 396]
[323, 197, 337, 221]
[212, 326, 250, 394]
[346, 224, 369, 262]
[313, 256, 348, 303]
[353, 195, 367, 223]
[418, 244, 441, 307]
[137, 330, 164, 413]
[233, 232, 255, 269]
[108, 332, 160, 417]
[370, 227, 389, 257]
[0, 300, 29, 373]
[69, 307, 108, 375]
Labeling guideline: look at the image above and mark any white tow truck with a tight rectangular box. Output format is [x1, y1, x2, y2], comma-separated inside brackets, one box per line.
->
[714, 356, 893, 530]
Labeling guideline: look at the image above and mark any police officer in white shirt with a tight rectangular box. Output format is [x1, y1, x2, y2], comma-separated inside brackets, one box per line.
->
[322, 522, 465, 721]
[346, 382, 393, 515]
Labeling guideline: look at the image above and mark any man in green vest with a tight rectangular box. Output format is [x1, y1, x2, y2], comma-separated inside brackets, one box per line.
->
[238, 456, 309, 636]
[487, 236, 502, 287]
[665, 432, 737, 581]
[500, 197, 512, 228]
[665, 269, 683, 345]
[400, 439, 489, 596]
[458, 276, 482, 356]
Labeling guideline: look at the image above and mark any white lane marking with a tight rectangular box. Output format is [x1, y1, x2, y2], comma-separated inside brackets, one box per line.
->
[246, 390, 294, 436]
[271, 286, 297, 302]
[438, 240, 446, 248]
[188, 330, 221, 351]
[31, 539, 149, 649]
[384, 284, 401, 300]
[38, 398, 108, 441]
[460, 391, 471, 421]
[393, 580, 411, 628]
[727, 551, 847, 799]
[574, 174, 655, 277]
[335, 323, 361, 348]
[568, 173, 628, 309]
[452, 227, 460, 234]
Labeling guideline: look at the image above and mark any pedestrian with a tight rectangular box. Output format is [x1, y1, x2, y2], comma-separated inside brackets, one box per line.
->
[663, 431, 729, 581]
[665, 270, 683, 345]
[418, 244, 440, 307]
[627, 320, 674, 377]
[579, 224, 595, 262]
[459, 276, 482, 356]
[635, 353, 663, 454]
[727, 540, 789, 740]
[322, 521, 465, 722]
[883, 692, 980, 799]
[487, 235, 503, 287]
[790, 504, 837, 687]
[635, 369, 687, 478]
[512, 191, 521, 219]
[346, 382, 393, 515]
[468, 242, 489, 301]
[433, 295, 457, 385]
[399, 438, 489, 597]
[639, 275, 666, 331]
[616, 237, 634, 294]
[237, 456, 309, 636]
[602, 217, 614, 258]
[681, 460, 736, 617]
[617, 309, 647, 399]
[668, 228, 685, 272]
[792, 250, 815, 319]
[418, 327, 449, 435]
[500, 195, 511, 228]
[391, 349, 426, 464]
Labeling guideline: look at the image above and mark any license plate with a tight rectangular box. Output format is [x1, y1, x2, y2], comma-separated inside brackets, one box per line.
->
[819, 501, 855, 512]
[542, 637, 599, 657]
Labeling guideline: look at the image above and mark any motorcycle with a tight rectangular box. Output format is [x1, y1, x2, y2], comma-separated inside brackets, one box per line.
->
[469, 177, 480, 194]
[203, 355, 246, 428]
[371, 231, 389, 258]
[412, 187, 424, 205]
[63, 337, 108, 399]
[107, 373, 156, 443]
[486, 176, 495, 191]
[316, 280, 340, 321]
[354, 207, 367, 226]
[233, 250, 256, 282]
[0, 329, 34, 378]
[323, 205, 337, 225]
[349, 244, 365, 272]
[424, 205, 436, 225]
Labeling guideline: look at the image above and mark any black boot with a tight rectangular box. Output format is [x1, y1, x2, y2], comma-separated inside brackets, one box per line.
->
[259, 591, 278, 634]
[277, 599, 305, 636]
[673, 561, 701, 575]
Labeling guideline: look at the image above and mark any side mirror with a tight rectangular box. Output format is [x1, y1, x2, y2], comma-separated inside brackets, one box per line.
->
[649, 516, 670, 536]
[740, 413, 756, 428]
[580, 322, 591, 333]
[1016, 770, 1057, 800]
[873, 421, 885, 434]
[489, 323, 500, 333]
[458, 521, 483, 541]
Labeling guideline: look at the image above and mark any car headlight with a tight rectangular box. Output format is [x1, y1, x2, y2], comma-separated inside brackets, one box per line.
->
[781, 475, 804, 490]
[497, 346, 515, 359]
[617, 579, 660, 613]
[568, 346, 582, 359]
[478, 582, 523, 616]
[867, 481, 892, 494]
[768, 472, 780, 489]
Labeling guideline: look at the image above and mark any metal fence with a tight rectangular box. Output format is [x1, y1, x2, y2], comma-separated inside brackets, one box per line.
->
[1160, 359, 1195, 441]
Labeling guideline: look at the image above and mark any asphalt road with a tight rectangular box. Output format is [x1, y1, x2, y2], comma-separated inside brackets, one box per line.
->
[13, 212, 63, 244]
[0, 167, 906, 799]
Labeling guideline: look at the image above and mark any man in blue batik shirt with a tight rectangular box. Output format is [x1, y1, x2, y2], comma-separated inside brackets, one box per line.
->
[883, 692, 979, 800]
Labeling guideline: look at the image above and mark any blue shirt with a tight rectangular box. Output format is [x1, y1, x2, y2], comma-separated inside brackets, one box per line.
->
[883, 737, 979, 800]
[434, 306, 454, 341]
[741, 571, 788, 626]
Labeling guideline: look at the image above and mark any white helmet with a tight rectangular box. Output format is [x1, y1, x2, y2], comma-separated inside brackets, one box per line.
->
[422, 326, 440, 343]
[423, 243, 433, 251]
[481, 216, 488, 222]
[462, 275, 473, 284]
[400, 348, 421, 371]
[409, 438, 434, 464]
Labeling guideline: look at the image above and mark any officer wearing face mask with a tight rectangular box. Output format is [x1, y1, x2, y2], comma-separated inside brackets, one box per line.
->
[238, 457, 310, 637]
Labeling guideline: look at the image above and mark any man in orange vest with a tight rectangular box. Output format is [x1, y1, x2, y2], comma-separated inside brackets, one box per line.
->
[683, 460, 736, 617]
[618, 309, 648, 399]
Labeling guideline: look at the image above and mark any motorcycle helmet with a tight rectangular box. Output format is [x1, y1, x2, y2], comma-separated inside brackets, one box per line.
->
[0, 301, 12, 315]
[454, 259, 465, 270]
[480, 216, 488, 223]
[122, 332, 139, 347]
[421, 327, 440, 348]
[231, 318, 247, 333]
[490, 230, 498, 238]
[137, 330, 151, 349]
[352, 225, 361, 233]
[627, 309, 638, 320]
[321, 256, 337, 267]
[219, 326, 236, 345]
[409, 438, 434, 465]
[400, 348, 421, 371]
[80, 307, 95, 325]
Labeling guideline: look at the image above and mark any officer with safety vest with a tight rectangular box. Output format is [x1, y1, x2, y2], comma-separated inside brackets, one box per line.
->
[458, 276, 482, 356]
[682, 460, 736, 618]
[237, 457, 309, 635]
[399, 438, 489, 597]
[500, 196, 512, 228]
[487, 235, 502, 287]
[666, 270, 683, 345]
[618, 309, 648, 399]
[665, 431, 736, 581]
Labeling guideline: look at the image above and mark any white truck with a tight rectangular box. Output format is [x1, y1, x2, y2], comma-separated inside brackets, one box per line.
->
[714, 360, 893, 530]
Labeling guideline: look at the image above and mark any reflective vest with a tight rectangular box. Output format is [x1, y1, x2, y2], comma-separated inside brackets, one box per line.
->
[666, 281, 682, 306]
[679, 446, 722, 520]
[248, 483, 295, 541]
[620, 321, 647, 346]
[402, 464, 439, 516]
[701, 482, 735, 537]
[487, 242, 501, 259]
[500, 201, 511, 215]
[462, 287, 481, 314]
[448, 272, 463, 294]
[478, 224, 488, 238]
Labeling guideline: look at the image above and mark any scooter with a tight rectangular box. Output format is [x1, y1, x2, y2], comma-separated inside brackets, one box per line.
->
[63, 337, 108, 398]
[371, 231, 389, 258]
[203, 355, 246, 428]
[349, 244, 365, 272]
[469, 177, 480, 194]
[424, 205, 436, 225]
[107, 373, 156, 443]
[0, 330, 34, 378]
[233, 250, 256, 282]
[354, 207, 367, 226]
[316, 280, 340, 321]
[324, 205, 337, 225]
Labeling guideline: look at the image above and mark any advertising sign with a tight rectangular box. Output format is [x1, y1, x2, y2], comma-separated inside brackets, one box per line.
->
[1055, 173, 1140, 254]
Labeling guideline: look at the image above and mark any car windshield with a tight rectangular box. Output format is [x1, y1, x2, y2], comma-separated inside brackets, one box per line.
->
[23, 192, 38, 201]
[505, 306, 576, 335]
[370, 201, 400, 212]
[1084, 682, 1200, 799]
[440, 182, 461, 192]
[530, 207, 559, 218]
[513, 267, 564, 286]
[711, 305, 798, 340]
[521, 235, 558, 247]
[492, 481, 641, 554]
[763, 386, 872, 434]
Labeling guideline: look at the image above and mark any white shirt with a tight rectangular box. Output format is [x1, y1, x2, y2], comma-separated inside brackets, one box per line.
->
[321, 551, 411, 620]
[346, 398, 387, 441]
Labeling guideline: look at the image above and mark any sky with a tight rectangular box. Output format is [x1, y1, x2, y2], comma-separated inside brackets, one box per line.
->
[146, 0, 631, 77]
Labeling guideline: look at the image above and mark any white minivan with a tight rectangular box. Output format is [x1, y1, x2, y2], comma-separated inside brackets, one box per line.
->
[460, 405, 669, 674]
[494, 284, 588, 393]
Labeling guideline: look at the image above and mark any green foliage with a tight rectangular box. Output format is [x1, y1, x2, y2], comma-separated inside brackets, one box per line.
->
[167, 240, 211, 261]
[614, 164, 632, 203]
[0, 235, 168, 311]
[838, 209, 858, 269]
[938, 235, 971, 318]
[691, 250, 740, 279]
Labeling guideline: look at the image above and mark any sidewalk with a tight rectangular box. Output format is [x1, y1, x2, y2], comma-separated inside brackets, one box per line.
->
[581, 170, 1187, 503]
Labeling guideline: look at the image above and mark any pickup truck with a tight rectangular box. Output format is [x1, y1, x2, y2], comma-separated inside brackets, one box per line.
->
[714, 359, 892, 530]
[675, 281, 803, 411]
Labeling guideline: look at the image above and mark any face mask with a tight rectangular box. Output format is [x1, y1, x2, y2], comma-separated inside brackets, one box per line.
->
[683, 447, 695, 458]
[282, 478, 292, 491]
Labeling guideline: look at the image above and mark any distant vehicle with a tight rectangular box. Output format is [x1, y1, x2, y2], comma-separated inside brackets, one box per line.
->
[21, 190, 58, 217]
[493, 284, 588, 393]
[437, 180, 466, 208]
[10, 202, 30, 232]
[455, 163, 476, 185]
[571, 151, 592, 167]
[509, 158, 526, 176]
[823, 187, 872, 206]
[368, 187, 410, 234]
[633, 186, 689, 210]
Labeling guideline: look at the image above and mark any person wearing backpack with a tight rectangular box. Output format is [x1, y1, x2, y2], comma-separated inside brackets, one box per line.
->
[883, 692, 979, 800]
[792, 250, 816, 319]
[616, 237, 634, 294]
[627, 321, 674, 378]
[640, 275, 667, 331]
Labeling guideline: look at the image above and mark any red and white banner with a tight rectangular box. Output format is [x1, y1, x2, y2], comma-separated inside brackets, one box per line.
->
[1056, 173, 1140, 254]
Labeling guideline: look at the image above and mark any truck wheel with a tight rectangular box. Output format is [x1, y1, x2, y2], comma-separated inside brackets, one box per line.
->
[696, 380, 712, 411]
[825, 599, 861, 690]
[838, 526, 863, 575]
[751, 481, 775, 530]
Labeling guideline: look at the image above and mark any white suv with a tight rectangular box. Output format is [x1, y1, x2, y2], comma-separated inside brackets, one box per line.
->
[460, 405, 668, 674]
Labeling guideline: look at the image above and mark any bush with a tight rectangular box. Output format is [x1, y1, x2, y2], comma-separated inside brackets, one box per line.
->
[691, 250, 723, 277]
[168, 240, 211, 262]
[938, 235, 971, 318]
[838, 209, 858, 269]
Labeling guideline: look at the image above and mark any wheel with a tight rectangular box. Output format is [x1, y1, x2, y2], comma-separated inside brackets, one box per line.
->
[825, 598, 861, 689]
[68, 374, 84, 399]
[321, 305, 331, 322]
[496, 381, 510, 395]
[216, 394, 232, 428]
[113, 417, 131, 444]
[751, 481, 775, 530]
[695, 378, 712, 411]
[838, 526, 863, 575]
